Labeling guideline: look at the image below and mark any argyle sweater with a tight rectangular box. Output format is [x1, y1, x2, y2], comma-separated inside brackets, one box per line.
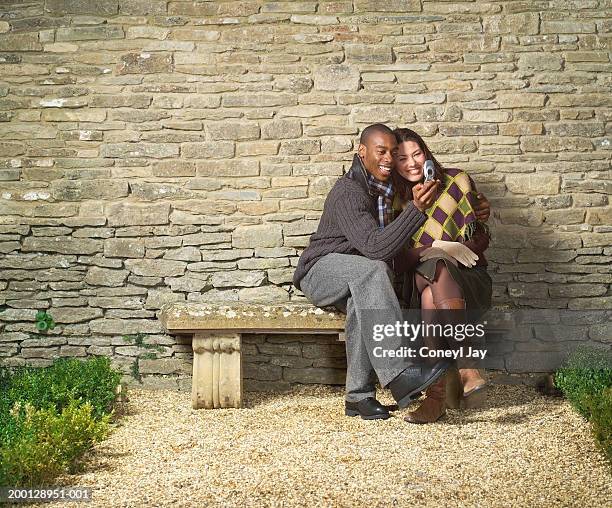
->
[293, 155, 427, 290]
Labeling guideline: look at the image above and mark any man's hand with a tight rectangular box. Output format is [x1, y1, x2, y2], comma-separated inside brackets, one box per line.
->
[474, 192, 490, 222]
[412, 180, 439, 212]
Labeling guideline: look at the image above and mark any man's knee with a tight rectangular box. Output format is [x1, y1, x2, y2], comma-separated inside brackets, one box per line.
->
[365, 259, 393, 280]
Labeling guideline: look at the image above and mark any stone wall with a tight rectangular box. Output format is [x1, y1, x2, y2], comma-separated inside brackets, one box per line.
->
[0, 1, 610, 388]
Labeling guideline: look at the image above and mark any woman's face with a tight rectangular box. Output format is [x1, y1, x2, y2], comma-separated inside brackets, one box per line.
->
[395, 140, 427, 183]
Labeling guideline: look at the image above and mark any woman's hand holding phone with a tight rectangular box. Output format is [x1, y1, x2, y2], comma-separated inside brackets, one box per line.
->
[412, 180, 439, 212]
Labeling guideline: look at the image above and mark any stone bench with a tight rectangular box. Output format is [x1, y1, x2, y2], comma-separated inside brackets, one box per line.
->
[159, 303, 345, 409]
[159, 302, 515, 410]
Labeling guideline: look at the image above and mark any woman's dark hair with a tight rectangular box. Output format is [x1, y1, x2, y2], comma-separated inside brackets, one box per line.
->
[392, 128, 444, 202]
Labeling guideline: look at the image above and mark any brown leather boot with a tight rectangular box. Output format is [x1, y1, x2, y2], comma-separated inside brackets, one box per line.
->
[445, 366, 462, 409]
[404, 375, 446, 424]
[435, 297, 466, 310]
[434, 298, 466, 409]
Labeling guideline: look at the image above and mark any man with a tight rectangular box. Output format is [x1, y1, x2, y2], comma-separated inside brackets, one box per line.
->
[293, 123, 450, 420]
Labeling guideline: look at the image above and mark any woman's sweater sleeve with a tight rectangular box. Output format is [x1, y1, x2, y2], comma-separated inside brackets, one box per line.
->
[393, 245, 428, 274]
[462, 222, 490, 258]
[333, 186, 426, 261]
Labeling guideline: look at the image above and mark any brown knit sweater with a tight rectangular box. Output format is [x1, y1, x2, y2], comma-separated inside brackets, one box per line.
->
[293, 155, 427, 290]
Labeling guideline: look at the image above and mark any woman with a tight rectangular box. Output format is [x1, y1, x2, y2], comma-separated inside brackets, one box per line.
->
[392, 128, 493, 424]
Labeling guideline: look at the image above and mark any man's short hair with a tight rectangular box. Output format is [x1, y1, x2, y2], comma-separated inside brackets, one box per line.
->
[359, 123, 394, 145]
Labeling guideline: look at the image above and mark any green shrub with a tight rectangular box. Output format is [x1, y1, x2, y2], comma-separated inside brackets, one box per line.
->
[584, 387, 612, 466]
[0, 356, 121, 486]
[554, 346, 612, 419]
[0, 399, 109, 487]
[1, 356, 121, 421]
[555, 346, 612, 467]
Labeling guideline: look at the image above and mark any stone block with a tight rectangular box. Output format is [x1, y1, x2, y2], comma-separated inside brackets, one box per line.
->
[164, 247, 201, 262]
[85, 267, 129, 287]
[45, 0, 119, 15]
[211, 271, 265, 288]
[21, 348, 59, 359]
[541, 21, 596, 34]
[88, 296, 145, 309]
[222, 93, 297, 108]
[166, 276, 210, 292]
[518, 53, 563, 71]
[104, 238, 145, 258]
[117, 52, 173, 74]
[483, 13, 539, 34]
[145, 289, 186, 310]
[346, 44, 393, 63]
[232, 224, 283, 248]
[125, 259, 186, 277]
[20, 338, 67, 348]
[589, 323, 611, 342]
[354, 0, 420, 11]
[182, 142, 235, 159]
[397, 93, 445, 104]
[302, 343, 346, 359]
[463, 110, 511, 123]
[267, 268, 294, 284]
[0, 34, 42, 52]
[51, 307, 103, 324]
[90, 95, 152, 108]
[100, 143, 178, 159]
[496, 93, 546, 108]
[284, 367, 345, 384]
[139, 358, 191, 375]
[238, 286, 289, 303]
[56, 26, 124, 41]
[106, 203, 170, 226]
[152, 160, 196, 177]
[568, 297, 612, 310]
[244, 362, 283, 381]
[89, 319, 163, 335]
[290, 15, 338, 24]
[120, 0, 167, 15]
[22, 237, 102, 255]
[0, 332, 29, 342]
[51, 180, 128, 201]
[314, 65, 360, 91]
[279, 139, 320, 155]
[261, 119, 302, 139]
[208, 122, 260, 141]
[505, 174, 560, 195]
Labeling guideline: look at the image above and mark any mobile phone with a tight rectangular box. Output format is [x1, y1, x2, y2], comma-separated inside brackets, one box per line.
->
[423, 160, 435, 182]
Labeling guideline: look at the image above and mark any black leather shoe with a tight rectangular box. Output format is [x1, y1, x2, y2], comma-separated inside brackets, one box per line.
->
[389, 360, 451, 409]
[345, 397, 391, 420]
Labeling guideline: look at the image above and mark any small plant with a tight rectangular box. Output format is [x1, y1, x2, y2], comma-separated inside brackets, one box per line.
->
[35, 310, 55, 333]
[122, 334, 164, 382]
[130, 359, 141, 382]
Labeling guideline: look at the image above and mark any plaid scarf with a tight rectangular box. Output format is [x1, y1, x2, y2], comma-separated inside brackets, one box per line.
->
[405, 168, 488, 246]
[367, 173, 395, 229]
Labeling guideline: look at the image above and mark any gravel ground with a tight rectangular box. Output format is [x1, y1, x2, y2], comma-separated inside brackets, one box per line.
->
[34, 384, 611, 508]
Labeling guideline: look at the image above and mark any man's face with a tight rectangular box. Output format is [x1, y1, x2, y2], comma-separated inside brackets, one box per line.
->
[357, 132, 397, 182]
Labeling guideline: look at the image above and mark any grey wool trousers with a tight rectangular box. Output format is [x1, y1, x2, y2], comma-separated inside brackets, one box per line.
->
[300, 253, 416, 403]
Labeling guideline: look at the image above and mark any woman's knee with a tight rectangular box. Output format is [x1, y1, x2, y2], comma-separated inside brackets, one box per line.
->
[434, 259, 450, 278]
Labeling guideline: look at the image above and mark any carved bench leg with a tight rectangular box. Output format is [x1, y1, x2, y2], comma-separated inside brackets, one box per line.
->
[192, 333, 242, 409]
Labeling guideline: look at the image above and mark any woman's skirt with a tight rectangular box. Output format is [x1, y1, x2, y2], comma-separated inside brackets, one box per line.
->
[403, 256, 492, 319]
